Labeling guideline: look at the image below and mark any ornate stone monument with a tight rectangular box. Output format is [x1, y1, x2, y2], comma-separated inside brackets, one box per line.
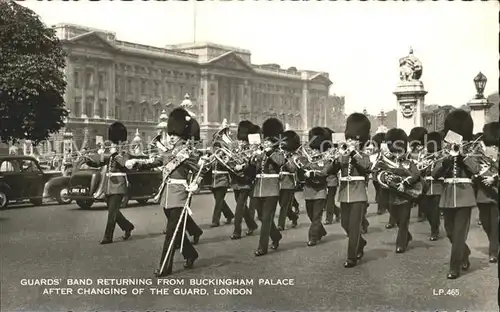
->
[394, 48, 428, 134]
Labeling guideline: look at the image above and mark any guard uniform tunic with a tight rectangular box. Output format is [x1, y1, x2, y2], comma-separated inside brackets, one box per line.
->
[474, 154, 499, 258]
[301, 158, 333, 242]
[432, 155, 480, 274]
[420, 159, 444, 236]
[333, 152, 370, 261]
[277, 154, 299, 229]
[136, 139, 200, 276]
[251, 148, 286, 253]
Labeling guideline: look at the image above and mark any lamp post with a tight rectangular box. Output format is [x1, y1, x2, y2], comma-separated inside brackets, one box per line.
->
[467, 72, 491, 134]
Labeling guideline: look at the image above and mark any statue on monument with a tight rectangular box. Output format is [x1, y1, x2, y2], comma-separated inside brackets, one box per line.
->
[399, 47, 423, 82]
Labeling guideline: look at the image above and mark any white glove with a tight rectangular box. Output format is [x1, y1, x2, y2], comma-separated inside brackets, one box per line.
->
[186, 183, 199, 193]
[125, 159, 136, 169]
[304, 170, 311, 178]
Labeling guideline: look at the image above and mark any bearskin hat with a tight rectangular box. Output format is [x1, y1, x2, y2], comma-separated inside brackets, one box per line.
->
[322, 127, 334, 149]
[426, 131, 442, 153]
[283, 130, 301, 152]
[482, 122, 499, 147]
[409, 127, 427, 149]
[251, 124, 261, 134]
[309, 127, 327, 150]
[262, 118, 284, 141]
[237, 120, 254, 141]
[386, 128, 408, 153]
[108, 122, 127, 144]
[371, 132, 386, 147]
[444, 109, 473, 141]
[187, 118, 200, 141]
[345, 113, 370, 145]
[167, 108, 191, 138]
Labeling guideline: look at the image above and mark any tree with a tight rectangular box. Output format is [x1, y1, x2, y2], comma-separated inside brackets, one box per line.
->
[0, 0, 68, 144]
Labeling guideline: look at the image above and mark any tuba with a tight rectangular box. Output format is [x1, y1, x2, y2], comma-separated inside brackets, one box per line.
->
[373, 153, 425, 201]
[211, 127, 248, 178]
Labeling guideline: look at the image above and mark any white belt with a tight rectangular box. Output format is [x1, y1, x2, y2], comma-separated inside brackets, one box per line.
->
[213, 170, 228, 174]
[168, 179, 188, 187]
[280, 172, 295, 176]
[256, 174, 280, 178]
[339, 176, 365, 182]
[107, 172, 126, 177]
[425, 177, 444, 181]
[443, 178, 472, 184]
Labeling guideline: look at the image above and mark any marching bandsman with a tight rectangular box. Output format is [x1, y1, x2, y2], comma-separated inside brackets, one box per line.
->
[418, 131, 443, 241]
[209, 125, 234, 227]
[277, 130, 301, 230]
[251, 118, 286, 256]
[472, 132, 484, 227]
[230, 120, 259, 239]
[431, 109, 480, 279]
[84, 122, 135, 244]
[323, 127, 340, 224]
[299, 127, 332, 245]
[373, 128, 420, 253]
[370, 132, 390, 217]
[408, 126, 428, 222]
[132, 108, 202, 276]
[475, 121, 499, 263]
[333, 113, 371, 268]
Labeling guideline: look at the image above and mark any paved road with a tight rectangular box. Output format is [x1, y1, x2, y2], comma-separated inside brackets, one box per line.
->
[1, 189, 498, 312]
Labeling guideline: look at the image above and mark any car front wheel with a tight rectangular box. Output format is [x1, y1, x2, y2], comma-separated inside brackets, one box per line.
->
[0, 191, 9, 209]
[55, 187, 72, 205]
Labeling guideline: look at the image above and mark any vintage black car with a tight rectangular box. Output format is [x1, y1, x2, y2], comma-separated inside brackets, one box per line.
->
[0, 156, 62, 209]
[65, 156, 163, 209]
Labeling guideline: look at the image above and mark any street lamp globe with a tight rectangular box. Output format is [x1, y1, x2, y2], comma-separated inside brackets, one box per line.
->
[473, 72, 487, 99]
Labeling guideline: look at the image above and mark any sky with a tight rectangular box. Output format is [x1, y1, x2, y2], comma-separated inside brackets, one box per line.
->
[20, 0, 499, 115]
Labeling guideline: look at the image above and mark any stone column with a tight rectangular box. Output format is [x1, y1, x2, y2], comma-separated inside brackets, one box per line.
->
[81, 64, 88, 118]
[301, 81, 309, 139]
[468, 98, 492, 134]
[200, 72, 209, 125]
[93, 63, 99, 118]
[108, 62, 115, 119]
[393, 80, 427, 135]
[65, 57, 75, 117]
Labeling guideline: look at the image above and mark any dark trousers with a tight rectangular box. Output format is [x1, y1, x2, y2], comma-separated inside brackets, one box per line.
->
[442, 207, 472, 273]
[373, 181, 386, 214]
[384, 191, 397, 226]
[104, 194, 134, 241]
[159, 207, 198, 275]
[305, 199, 327, 242]
[211, 188, 234, 224]
[325, 186, 340, 222]
[233, 189, 258, 235]
[292, 195, 300, 211]
[390, 202, 412, 248]
[253, 197, 282, 253]
[419, 195, 441, 235]
[478, 203, 499, 257]
[278, 189, 299, 228]
[340, 202, 367, 260]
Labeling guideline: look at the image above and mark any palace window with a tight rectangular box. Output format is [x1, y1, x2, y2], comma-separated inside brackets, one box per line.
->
[85, 72, 93, 88]
[98, 73, 105, 90]
[115, 103, 120, 119]
[191, 86, 195, 99]
[180, 85, 184, 98]
[154, 81, 160, 96]
[141, 79, 146, 95]
[85, 97, 94, 117]
[127, 78, 132, 94]
[74, 71, 80, 88]
[74, 97, 81, 117]
[98, 99, 106, 118]
[128, 107, 133, 120]
[141, 108, 147, 121]
[115, 78, 120, 94]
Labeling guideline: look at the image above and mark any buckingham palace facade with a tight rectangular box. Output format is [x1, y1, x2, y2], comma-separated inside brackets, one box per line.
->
[54, 23, 332, 148]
